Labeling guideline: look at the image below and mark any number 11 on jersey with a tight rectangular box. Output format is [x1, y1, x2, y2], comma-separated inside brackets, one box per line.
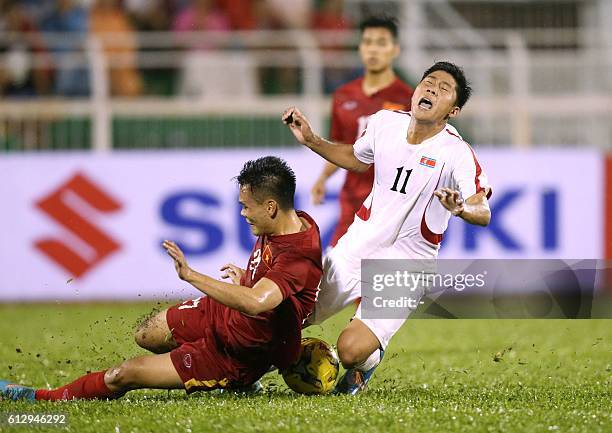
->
[390, 167, 413, 194]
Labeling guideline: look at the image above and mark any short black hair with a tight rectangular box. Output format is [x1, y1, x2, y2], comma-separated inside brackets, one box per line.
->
[359, 15, 398, 40]
[236, 156, 296, 211]
[421, 61, 472, 108]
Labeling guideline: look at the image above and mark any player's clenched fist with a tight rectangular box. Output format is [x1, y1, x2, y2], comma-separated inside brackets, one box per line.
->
[163, 240, 193, 281]
[434, 187, 465, 217]
[282, 107, 316, 146]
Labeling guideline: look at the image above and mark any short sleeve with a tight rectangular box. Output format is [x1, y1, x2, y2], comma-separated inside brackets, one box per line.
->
[264, 252, 316, 300]
[452, 143, 492, 200]
[353, 110, 382, 164]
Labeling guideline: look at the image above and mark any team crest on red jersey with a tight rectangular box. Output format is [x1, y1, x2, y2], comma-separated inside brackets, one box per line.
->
[262, 244, 273, 267]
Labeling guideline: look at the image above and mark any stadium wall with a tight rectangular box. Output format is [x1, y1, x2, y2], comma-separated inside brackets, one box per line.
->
[0, 149, 606, 301]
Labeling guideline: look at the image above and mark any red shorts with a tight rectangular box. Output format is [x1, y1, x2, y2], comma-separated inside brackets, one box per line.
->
[167, 297, 268, 393]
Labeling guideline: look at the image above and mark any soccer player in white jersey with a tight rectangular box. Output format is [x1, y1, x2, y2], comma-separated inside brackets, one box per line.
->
[282, 61, 492, 394]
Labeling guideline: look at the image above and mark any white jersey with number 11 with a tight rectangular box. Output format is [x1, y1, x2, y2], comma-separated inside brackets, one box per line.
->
[333, 109, 492, 276]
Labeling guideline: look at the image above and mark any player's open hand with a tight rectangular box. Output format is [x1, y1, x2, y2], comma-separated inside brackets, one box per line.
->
[282, 107, 316, 146]
[163, 240, 193, 281]
[434, 187, 465, 217]
[220, 263, 245, 285]
[311, 178, 326, 205]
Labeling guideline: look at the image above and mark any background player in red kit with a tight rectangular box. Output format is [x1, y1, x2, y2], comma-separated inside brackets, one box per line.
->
[311, 16, 413, 246]
[0, 156, 322, 401]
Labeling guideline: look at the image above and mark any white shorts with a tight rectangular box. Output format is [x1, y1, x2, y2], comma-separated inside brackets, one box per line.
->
[309, 247, 423, 350]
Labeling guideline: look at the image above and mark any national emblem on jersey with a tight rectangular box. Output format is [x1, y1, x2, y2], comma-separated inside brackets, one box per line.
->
[262, 244, 273, 267]
[419, 156, 437, 168]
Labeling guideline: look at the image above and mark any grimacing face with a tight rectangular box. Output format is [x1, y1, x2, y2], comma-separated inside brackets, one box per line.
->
[359, 27, 399, 74]
[411, 70, 461, 123]
[239, 185, 274, 236]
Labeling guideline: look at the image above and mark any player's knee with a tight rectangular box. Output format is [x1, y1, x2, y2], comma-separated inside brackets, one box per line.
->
[134, 327, 147, 348]
[337, 344, 366, 368]
[134, 328, 167, 354]
[104, 365, 129, 390]
[104, 360, 143, 390]
[337, 321, 381, 368]
[337, 333, 368, 368]
[134, 325, 158, 351]
[134, 311, 173, 353]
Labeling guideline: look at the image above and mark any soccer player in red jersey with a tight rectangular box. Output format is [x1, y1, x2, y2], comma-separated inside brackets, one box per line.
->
[311, 16, 414, 246]
[0, 157, 323, 401]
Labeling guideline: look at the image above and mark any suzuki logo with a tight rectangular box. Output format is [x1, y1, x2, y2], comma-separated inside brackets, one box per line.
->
[34, 173, 122, 277]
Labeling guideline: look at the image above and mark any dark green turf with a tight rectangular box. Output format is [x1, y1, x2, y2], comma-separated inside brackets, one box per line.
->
[0, 302, 610, 432]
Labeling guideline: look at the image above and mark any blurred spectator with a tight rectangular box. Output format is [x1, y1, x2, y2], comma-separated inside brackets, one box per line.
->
[125, 0, 175, 31]
[173, 0, 230, 34]
[312, 0, 358, 94]
[90, 0, 143, 97]
[16, 0, 56, 28]
[0, 0, 52, 96]
[124, 0, 178, 96]
[173, 0, 258, 98]
[219, 0, 312, 30]
[215, 0, 287, 30]
[252, 0, 313, 95]
[265, 0, 311, 29]
[40, 0, 90, 96]
[217, 0, 257, 30]
[312, 0, 351, 31]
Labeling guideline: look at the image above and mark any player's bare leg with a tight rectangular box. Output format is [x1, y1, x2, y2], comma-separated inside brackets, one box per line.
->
[1, 353, 184, 401]
[104, 353, 183, 392]
[134, 308, 178, 354]
[336, 318, 380, 368]
[334, 318, 384, 395]
[1, 310, 183, 401]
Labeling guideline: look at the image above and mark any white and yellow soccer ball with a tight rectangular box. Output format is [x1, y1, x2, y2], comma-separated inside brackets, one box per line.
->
[282, 337, 340, 395]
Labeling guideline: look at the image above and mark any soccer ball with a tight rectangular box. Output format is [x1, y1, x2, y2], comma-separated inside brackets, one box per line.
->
[282, 337, 340, 395]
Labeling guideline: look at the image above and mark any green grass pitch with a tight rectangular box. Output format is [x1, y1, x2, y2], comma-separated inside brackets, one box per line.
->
[0, 302, 610, 433]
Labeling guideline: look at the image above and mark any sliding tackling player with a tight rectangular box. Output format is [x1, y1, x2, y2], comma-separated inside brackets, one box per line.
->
[1, 157, 322, 401]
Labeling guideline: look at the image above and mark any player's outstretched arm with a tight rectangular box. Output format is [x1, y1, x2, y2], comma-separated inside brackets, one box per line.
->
[163, 241, 283, 315]
[434, 188, 491, 226]
[282, 106, 370, 173]
[311, 161, 339, 205]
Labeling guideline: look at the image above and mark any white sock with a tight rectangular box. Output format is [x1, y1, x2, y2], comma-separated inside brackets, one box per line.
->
[355, 349, 381, 372]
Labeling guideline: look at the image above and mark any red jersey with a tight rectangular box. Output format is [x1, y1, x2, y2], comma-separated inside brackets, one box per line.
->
[330, 77, 414, 245]
[215, 211, 322, 370]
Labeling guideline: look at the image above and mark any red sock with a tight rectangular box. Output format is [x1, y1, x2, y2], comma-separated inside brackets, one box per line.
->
[35, 370, 124, 401]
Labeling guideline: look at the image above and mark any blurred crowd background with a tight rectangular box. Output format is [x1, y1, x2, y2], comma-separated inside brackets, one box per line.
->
[1, 0, 363, 98]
